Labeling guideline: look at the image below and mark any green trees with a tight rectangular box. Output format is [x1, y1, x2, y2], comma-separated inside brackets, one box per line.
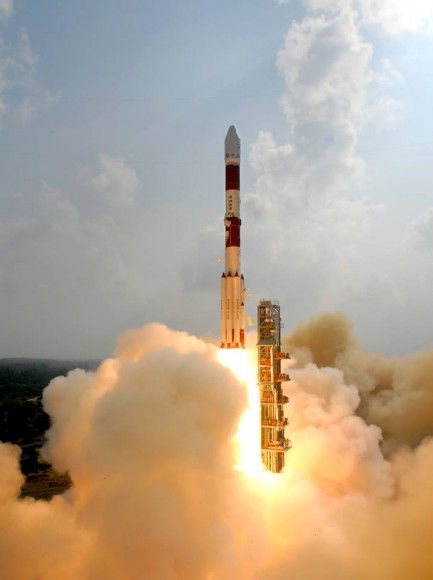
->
[0, 359, 98, 475]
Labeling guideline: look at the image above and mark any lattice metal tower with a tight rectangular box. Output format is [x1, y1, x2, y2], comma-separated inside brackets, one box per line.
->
[257, 299, 291, 473]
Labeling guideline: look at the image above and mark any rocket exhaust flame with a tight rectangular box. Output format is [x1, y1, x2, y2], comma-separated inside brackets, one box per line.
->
[217, 348, 263, 476]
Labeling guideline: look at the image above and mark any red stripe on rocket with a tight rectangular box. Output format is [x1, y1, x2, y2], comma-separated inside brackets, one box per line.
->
[220, 125, 245, 349]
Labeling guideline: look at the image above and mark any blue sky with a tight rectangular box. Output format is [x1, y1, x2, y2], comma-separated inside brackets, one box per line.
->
[2, 0, 433, 358]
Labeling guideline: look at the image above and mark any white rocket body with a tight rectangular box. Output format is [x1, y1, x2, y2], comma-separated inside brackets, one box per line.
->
[220, 126, 245, 349]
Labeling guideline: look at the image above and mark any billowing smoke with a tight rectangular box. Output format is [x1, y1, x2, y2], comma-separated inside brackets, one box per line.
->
[284, 312, 433, 452]
[1, 320, 433, 579]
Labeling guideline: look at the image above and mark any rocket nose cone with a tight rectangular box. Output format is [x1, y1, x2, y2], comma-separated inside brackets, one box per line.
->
[226, 125, 239, 139]
[225, 125, 240, 160]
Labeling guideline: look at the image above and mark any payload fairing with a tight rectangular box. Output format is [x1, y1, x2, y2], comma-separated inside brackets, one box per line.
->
[220, 126, 246, 349]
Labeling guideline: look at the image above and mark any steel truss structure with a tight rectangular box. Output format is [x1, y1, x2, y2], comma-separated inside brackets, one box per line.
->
[257, 299, 291, 473]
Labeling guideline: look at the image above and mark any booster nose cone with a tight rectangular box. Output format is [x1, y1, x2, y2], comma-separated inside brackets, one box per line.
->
[225, 125, 240, 163]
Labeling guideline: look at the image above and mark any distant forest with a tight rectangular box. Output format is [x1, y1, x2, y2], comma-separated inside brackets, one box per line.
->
[0, 359, 99, 475]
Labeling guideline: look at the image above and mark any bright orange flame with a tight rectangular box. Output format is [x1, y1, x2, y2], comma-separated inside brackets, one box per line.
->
[217, 348, 263, 476]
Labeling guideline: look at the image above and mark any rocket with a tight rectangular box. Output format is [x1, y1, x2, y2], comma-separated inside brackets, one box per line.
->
[220, 125, 245, 349]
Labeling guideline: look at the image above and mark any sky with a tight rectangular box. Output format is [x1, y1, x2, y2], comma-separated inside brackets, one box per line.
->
[1, 0, 433, 358]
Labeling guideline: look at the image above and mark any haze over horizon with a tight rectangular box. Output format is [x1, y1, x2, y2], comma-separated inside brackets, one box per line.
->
[2, 0, 433, 358]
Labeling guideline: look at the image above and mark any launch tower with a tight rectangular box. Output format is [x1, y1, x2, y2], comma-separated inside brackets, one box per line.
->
[257, 299, 291, 473]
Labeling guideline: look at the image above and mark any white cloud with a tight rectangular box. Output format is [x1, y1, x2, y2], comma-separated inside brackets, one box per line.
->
[0, 22, 57, 124]
[412, 207, 433, 248]
[358, 0, 433, 36]
[366, 95, 403, 130]
[376, 58, 403, 87]
[278, 0, 433, 36]
[341, 271, 407, 311]
[305, 0, 352, 13]
[0, 0, 12, 20]
[0, 157, 145, 357]
[15, 28, 37, 68]
[248, 7, 374, 220]
[79, 154, 139, 206]
[241, 1, 421, 354]
[277, 10, 372, 133]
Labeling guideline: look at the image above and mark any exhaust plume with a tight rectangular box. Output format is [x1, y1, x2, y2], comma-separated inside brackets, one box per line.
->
[284, 312, 433, 451]
[1, 320, 433, 578]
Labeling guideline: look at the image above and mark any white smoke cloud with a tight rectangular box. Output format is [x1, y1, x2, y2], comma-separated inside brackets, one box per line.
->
[1, 323, 433, 578]
[284, 311, 433, 450]
[287, 363, 393, 497]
